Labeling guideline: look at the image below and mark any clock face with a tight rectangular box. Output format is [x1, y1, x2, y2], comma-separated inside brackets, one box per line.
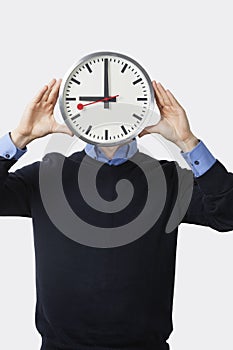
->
[59, 51, 156, 146]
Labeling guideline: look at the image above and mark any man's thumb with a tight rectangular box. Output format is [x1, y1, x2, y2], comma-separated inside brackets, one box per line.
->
[138, 124, 159, 138]
[53, 122, 75, 137]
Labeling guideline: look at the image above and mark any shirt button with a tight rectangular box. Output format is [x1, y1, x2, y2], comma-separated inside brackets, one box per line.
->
[194, 160, 199, 165]
[5, 153, 10, 158]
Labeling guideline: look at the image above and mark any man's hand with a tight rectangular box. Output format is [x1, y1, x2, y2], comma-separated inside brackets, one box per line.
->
[139, 81, 199, 152]
[11, 79, 74, 149]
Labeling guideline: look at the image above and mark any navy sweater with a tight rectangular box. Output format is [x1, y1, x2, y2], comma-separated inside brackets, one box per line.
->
[0, 149, 233, 350]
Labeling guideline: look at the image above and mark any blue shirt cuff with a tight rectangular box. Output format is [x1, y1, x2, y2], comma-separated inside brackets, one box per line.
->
[181, 139, 217, 177]
[0, 132, 27, 160]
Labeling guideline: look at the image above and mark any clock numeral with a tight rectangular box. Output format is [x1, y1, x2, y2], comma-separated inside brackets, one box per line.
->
[121, 63, 128, 73]
[71, 113, 80, 121]
[71, 78, 81, 85]
[121, 125, 128, 135]
[137, 97, 148, 101]
[133, 78, 142, 85]
[85, 63, 92, 73]
[132, 113, 142, 121]
[85, 125, 92, 135]
[66, 97, 76, 101]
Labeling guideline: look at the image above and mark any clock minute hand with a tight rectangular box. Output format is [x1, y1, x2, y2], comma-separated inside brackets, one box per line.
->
[104, 58, 109, 109]
[77, 95, 119, 110]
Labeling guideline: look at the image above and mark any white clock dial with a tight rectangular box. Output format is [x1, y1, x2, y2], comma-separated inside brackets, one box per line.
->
[59, 52, 156, 146]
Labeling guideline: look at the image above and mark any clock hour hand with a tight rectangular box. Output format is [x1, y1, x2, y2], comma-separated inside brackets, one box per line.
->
[77, 95, 119, 110]
[104, 58, 109, 109]
[79, 96, 117, 102]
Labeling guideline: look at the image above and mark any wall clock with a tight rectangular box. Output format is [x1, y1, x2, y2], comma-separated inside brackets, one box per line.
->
[59, 51, 160, 146]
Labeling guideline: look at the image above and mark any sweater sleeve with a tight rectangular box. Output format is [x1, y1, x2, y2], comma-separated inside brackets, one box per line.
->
[0, 156, 38, 217]
[180, 159, 233, 232]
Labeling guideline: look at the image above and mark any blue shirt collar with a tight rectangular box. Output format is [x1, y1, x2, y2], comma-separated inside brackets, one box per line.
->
[84, 137, 138, 166]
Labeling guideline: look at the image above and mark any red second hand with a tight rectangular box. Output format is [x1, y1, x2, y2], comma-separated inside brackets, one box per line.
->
[77, 95, 119, 110]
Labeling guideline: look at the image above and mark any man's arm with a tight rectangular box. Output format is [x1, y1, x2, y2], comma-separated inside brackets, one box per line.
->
[163, 139, 233, 233]
[180, 158, 233, 232]
[0, 78, 73, 217]
[177, 139, 233, 232]
[139, 80, 233, 233]
[0, 154, 36, 217]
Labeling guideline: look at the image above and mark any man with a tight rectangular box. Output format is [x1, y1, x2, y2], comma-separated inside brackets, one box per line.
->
[0, 78, 233, 350]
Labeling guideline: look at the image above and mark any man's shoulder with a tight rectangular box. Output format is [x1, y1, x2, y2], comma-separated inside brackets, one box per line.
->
[134, 150, 193, 182]
[133, 150, 179, 169]
[40, 149, 86, 164]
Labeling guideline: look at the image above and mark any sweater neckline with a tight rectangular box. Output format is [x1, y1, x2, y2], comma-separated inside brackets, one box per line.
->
[70, 148, 142, 168]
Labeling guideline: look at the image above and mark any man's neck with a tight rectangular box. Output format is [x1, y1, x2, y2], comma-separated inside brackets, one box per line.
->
[99, 138, 134, 160]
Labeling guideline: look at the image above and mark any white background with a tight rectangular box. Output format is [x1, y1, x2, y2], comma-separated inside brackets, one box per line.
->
[0, 0, 233, 349]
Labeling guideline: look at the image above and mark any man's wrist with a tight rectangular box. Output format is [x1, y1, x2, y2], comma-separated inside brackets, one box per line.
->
[176, 134, 200, 152]
[181, 139, 217, 177]
[10, 129, 33, 149]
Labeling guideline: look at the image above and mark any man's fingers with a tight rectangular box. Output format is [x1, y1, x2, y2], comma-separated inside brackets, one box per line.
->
[152, 80, 164, 107]
[32, 85, 49, 103]
[166, 89, 182, 108]
[42, 79, 57, 102]
[156, 82, 173, 106]
[47, 79, 62, 104]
